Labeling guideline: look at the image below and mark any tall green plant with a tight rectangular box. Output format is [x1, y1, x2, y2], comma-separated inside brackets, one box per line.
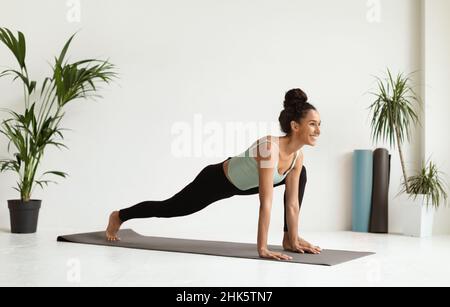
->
[368, 69, 421, 194]
[0, 28, 117, 201]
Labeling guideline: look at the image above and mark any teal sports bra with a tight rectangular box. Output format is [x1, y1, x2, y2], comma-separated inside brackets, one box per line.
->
[226, 137, 299, 191]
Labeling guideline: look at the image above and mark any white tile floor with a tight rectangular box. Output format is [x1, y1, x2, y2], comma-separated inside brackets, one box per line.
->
[1, 228, 450, 287]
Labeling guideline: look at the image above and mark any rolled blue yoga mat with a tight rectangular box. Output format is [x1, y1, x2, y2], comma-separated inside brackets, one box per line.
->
[352, 150, 373, 232]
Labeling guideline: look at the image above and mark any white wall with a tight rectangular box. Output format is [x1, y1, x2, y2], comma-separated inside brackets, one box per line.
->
[2, 0, 445, 242]
[424, 0, 450, 234]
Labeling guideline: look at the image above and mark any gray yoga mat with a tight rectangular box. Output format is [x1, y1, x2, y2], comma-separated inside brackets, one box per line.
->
[57, 229, 374, 266]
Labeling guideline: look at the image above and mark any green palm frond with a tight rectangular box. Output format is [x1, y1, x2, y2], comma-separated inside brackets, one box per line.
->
[54, 59, 117, 107]
[0, 28, 27, 70]
[43, 171, 69, 178]
[398, 158, 449, 209]
[0, 159, 20, 172]
[0, 69, 36, 94]
[34, 180, 58, 189]
[368, 69, 421, 149]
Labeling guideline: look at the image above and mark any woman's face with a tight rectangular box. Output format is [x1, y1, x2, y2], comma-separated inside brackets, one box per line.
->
[292, 110, 321, 146]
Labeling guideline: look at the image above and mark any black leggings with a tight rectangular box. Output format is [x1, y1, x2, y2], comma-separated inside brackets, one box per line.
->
[119, 157, 307, 232]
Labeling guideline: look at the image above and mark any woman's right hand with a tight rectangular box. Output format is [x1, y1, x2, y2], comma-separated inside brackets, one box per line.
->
[258, 248, 293, 261]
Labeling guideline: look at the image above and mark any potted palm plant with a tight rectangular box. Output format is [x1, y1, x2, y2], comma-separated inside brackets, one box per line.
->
[368, 69, 448, 237]
[397, 159, 448, 237]
[0, 28, 117, 233]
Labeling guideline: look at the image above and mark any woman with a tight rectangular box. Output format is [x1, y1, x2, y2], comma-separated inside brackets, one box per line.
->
[106, 88, 322, 261]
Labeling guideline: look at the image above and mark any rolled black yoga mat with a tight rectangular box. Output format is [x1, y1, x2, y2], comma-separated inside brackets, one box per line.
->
[369, 148, 391, 233]
[57, 229, 374, 266]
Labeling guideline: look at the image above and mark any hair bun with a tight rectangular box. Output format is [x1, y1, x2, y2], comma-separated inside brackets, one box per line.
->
[284, 88, 308, 109]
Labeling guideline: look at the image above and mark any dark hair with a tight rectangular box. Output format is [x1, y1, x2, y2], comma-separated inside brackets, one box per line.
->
[278, 88, 317, 135]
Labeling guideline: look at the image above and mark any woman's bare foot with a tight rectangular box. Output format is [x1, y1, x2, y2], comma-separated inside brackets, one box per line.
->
[106, 211, 123, 241]
[282, 234, 294, 251]
[297, 236, 321, 251]
[282, 232, 322, 253]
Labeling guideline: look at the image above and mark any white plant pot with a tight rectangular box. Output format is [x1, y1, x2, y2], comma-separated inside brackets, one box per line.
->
[400, 194, 435, 238]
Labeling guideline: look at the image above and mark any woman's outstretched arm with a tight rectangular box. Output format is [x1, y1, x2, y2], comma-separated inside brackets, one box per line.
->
[284, 153, 321, 254]
[284, 153, 303, 248]
[256, 137, 292, 261]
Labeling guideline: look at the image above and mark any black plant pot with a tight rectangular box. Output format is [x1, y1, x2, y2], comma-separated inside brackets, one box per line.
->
[8, 199, 41, 234]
